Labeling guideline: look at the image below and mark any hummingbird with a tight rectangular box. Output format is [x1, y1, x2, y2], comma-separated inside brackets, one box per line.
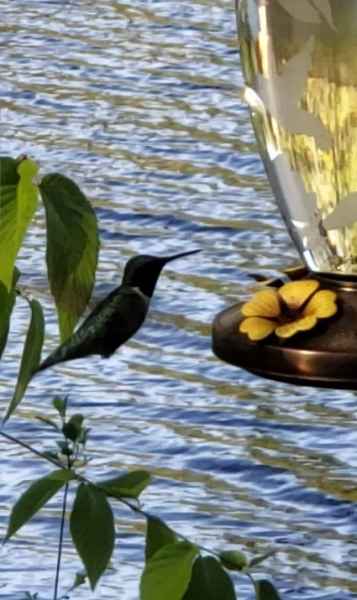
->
[33, 250, 200, 375]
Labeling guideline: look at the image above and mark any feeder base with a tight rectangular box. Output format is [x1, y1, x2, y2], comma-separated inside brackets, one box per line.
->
[212, 273, 357, 390]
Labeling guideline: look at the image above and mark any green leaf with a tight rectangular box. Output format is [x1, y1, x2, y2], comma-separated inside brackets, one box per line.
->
[0, 157, 19, 290]
[53, 396, 67, 418]
[219, 549, 248, 571]
[3, 298, 44, 423]
[70, 483, 115, 590]
[69, 571, 87, 592]
[16, 158, 39, 242]
[43, 451, 62, 462]
[183, 556, 236, 600]
[62, 413, 84, 442]
[5, 469, 73, 540]
[39, 174, 99, 341]
[0, 156, 19, 186]
[0, 267, 20, 358]
[145, 516, 177, 561]
[140, 541, 198, 600]
[101, 470, 151, 500]
[255, 580, 282, 600]
[0, 157, 39, 291]
[56, 440, 73, 456]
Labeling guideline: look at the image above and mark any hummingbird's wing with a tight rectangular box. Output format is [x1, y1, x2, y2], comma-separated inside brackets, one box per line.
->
[34, 286, 149, 374]
[81, 285, 149, 357]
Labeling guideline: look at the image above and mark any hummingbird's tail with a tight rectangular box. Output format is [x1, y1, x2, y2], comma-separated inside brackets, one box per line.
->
[32, 352, 65, 377]
[32, 339, 83, 377]
[32, 325, 101, 377]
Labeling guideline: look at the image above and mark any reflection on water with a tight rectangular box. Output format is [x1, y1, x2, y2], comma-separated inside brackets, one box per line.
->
[240, 0, 357, 275]
[0, 1, 357, 599]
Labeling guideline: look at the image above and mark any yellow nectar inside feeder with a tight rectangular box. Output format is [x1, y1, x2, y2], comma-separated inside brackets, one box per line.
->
[212, 0, 357, 389]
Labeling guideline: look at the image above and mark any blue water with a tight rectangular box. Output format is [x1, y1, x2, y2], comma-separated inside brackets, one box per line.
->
[1, 1, 357, 598]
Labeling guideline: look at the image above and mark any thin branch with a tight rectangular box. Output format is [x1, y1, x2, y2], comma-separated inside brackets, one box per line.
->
[54, 482, 69, 600]
[0, 430, 63, 469]
[247, 571, 256, 590]
[0, 429, 147, 516]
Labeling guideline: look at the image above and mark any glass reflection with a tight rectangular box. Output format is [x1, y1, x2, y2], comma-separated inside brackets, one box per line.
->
[238, 0, 357, 274]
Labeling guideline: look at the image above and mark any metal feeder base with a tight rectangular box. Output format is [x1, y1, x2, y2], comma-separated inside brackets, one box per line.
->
[212, 274, 357, 390]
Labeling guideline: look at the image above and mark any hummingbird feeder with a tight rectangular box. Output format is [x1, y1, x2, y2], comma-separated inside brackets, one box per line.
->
[212, 0, 357, 389]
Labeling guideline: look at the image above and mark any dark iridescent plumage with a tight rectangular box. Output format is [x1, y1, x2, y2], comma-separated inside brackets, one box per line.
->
[34, 250, 199, 374]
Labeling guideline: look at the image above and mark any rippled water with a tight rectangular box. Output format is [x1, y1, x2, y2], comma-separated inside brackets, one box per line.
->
[1, 1, 357, 598]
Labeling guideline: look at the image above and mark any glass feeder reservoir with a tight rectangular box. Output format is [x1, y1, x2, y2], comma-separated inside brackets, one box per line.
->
[240, 0, 357, 275]
[212, 0, 357, 389]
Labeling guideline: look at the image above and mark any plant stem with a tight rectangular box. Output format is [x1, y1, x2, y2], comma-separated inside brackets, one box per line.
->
[0, 430, 213, 543]
[0, 430, 62, 468]
[247, 571, 256, 591]
[0, 430, 146, 515]
[1, 428, 264, 592]
[54, 481, 69, 600]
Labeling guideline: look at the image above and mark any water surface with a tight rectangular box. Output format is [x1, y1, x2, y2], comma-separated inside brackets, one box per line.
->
[1, 1, 357, 598]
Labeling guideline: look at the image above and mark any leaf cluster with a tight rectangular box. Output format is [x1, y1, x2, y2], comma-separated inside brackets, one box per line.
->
[4, 403, 281, 598]
[0, 155, 99, 421]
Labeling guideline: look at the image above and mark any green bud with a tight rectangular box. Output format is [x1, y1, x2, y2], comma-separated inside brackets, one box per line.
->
[62, 414, 84, 442]
[53, 396, 67, 417]
[219, 549, 248, 571]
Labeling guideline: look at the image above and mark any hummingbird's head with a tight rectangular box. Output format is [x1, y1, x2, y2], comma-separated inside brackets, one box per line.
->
[122, 250, 200, 297]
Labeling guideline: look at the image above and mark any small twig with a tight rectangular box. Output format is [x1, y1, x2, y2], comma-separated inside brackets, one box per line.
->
[54, 482, 69, 600]
[247, 571, 256, 589]
[0, 430, 63, 469]
[0, 431, 73, 599]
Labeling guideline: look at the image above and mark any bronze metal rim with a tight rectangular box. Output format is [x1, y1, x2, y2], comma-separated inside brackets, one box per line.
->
[212, 275, 357, 390]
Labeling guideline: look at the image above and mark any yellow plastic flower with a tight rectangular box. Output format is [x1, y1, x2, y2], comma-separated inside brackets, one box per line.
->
[239, 280, 337, 341]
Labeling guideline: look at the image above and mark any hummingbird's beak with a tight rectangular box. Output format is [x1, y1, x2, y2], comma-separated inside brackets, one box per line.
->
[162, 249, 201, 264]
